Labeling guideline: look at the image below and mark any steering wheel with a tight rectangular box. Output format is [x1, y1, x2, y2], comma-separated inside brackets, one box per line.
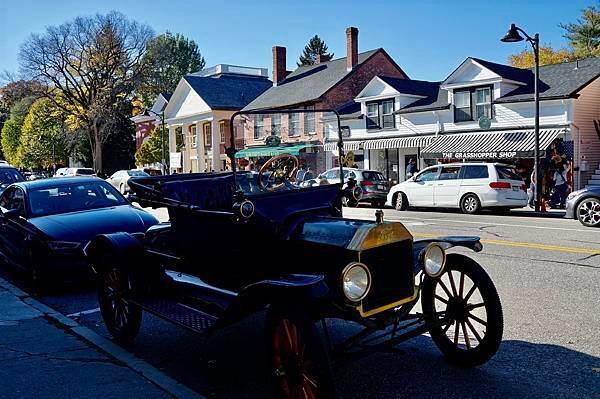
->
[258, 154, 299, 192]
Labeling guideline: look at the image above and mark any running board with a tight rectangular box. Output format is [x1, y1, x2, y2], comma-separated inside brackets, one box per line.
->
[133, 298, 217, 334]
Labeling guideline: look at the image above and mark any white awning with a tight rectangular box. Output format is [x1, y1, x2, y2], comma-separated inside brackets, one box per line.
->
[363, 135, 436, 150]
[420, 129, 565, 159]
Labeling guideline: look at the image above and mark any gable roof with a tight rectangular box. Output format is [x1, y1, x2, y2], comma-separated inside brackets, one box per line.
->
[244, 49, 405, 111]
[183, 74, 272, 110]
[378, 76, 441, 98]
[160, 92, 172, 102]
[495, 57, 600, 103]
[469, 57, 533, 84]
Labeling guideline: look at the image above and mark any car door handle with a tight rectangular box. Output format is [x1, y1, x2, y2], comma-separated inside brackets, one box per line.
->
[437, 183, 444, 186]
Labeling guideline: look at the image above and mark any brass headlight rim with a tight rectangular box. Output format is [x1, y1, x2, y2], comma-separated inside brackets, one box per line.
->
[421, 243, 447, 278]
[341, 261, 372, 302]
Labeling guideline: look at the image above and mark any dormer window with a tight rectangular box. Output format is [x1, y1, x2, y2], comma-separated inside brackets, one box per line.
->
[454, 86, 492, 122]
[366, 99, 395, 130]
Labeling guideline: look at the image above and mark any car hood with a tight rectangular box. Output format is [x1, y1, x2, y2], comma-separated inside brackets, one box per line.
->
[29, 205, 159, 242]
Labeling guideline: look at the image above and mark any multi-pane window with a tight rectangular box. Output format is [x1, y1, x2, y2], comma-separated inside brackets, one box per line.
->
[203, 122, 211, 147]
[254, 115, 264, 139]
[454, 86, 492, 122]
[304, 108, 315, 134]
[366, 99, 395, 129]
[271, 114, 281, 136]
[289, 113, 300, 136]
[219, 121, 226, 144]
[189, 125, 197, 148]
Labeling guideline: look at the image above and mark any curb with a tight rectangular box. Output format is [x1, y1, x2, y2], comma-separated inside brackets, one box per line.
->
[0, 277, 204, 399]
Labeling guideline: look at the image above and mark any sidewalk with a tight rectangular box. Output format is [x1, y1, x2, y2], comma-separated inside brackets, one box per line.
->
[0, 277, 202, 399]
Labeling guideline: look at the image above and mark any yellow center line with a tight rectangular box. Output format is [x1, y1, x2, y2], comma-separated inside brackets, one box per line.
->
[412, 233, 600, 255]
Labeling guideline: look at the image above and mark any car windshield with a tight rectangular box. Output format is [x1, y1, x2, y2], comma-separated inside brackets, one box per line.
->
[232, 111, 343, 193]
[495, 165, 522, 181]
[75, 169, 96, 175]
[28, 181, 128, 217]
[128, 170, 149, 177]
[0, 168, 25, 186]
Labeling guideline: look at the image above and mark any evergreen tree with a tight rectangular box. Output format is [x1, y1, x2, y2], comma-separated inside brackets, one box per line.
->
[560, 5, 600, 58]
[297, 35, 334, 66]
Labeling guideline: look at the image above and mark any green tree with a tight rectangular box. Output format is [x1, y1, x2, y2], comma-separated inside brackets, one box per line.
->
[16, 98, 69, 169]
[561, 5, 600, 58]
[508, 44, 576, 68]
[135, 126, 165, 166]
[137, 32, 205, 106]
[19, 11, 154, 174]
[297, 35, 334, 66]
[1, 97, 35, 164]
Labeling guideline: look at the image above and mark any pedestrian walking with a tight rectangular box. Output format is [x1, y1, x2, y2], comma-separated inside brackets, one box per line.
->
[528, 170, 536, 208]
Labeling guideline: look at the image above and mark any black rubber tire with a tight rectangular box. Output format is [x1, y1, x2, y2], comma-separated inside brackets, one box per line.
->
[576, 197, 600, 227]
[29, 262, 47, 295]
[98, 267, 142, 344]
[394, 192, 408, 211]
[266, 306, 335, 399]
[460, 193, 481, 214]
[421, 254, 503, 367]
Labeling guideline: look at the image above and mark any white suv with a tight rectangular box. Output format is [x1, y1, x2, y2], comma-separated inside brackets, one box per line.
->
[386, 163, 527, 214]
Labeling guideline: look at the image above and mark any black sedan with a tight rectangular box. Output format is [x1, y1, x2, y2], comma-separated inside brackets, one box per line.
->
[0, 177, 159, 289]
[565, 185, 600, 227]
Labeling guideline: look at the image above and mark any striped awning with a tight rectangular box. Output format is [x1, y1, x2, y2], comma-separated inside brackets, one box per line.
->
[323, 141, 364, 151]
[420, 129, 565, 159]
[363, 135, 436, 150]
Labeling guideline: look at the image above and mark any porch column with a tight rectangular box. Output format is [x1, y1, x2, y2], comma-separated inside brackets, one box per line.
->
[168, 125, 176, 173]
[211, 119, 221, 172]
[196, 121, 206, 172]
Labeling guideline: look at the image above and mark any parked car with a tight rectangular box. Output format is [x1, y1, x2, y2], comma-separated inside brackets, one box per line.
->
[387, 162, 528, 214]
[0, 163, 25, 195]
[565, 185, 600, 227]
[65, 167, 97, 177]
[0, 177, 159, 290]
[107, 169, 150, 194]
[302, 167, 388, 207]
[86, 111, 503, 398]
[54, 167, 69, 177]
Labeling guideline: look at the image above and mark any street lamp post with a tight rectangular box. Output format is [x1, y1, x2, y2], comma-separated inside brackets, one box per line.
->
[501, 23, 541, 211]
[146, 109, 168, 175]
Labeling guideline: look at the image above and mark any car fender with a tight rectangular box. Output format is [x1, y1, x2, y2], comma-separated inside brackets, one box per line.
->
[412, 236, 483, 273]
[220, 274, 329, 324]
[85, 232, 144, 274]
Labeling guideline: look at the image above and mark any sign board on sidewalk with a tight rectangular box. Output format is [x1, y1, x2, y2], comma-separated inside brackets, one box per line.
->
[169, 152, 181, 169]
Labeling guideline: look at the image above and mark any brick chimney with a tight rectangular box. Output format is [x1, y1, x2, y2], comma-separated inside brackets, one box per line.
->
[272, 46, 286, 86]
[346, 27, 358, 71]
[316, 54, 330, 64]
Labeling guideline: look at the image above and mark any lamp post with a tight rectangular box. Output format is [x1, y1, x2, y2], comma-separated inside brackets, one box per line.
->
[501, 23, 541, 211]
[145, 109, 168, 175]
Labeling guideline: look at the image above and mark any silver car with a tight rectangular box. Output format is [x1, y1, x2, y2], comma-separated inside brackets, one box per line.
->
[107, 169, 150, 194]
[565, 186, 600, 227]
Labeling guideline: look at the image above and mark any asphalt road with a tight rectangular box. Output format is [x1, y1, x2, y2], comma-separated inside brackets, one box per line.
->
[2, 206, 599, 398]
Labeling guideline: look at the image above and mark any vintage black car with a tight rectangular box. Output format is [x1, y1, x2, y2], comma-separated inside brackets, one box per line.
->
[86, 110, 503, 399]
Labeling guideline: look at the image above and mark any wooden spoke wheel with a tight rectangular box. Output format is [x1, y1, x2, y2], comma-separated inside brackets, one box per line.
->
[98, 267, 142, 344]
[421, 254, 503, 367]
[266, 307, 334, 399]
[258, 154, 299, 192]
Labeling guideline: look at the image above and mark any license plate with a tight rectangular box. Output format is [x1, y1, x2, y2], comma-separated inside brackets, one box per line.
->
[512, 186, 519, 191]
[377, 185, 385, 190]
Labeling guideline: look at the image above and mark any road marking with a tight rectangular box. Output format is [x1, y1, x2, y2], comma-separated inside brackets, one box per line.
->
[386, 215, 600, 234]
[413, 233, 600, 255]
[67, 307, 100, 317]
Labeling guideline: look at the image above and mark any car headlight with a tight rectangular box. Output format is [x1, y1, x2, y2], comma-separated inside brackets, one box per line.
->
[341, 262, 371, 302]
[566, 192, 577, 201]
[421, 244, 446, 278]
[48, 240, 82, 253]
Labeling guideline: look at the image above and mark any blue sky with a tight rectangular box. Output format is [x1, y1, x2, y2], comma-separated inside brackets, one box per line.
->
[0, 0, 593, 82]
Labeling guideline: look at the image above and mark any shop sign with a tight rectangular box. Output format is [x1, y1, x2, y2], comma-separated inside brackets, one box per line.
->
[441, 151, 517, 159]
[169, 152, 182, 168]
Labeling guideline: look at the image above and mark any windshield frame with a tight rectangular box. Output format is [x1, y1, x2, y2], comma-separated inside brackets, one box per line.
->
[228, 109, 344, 190]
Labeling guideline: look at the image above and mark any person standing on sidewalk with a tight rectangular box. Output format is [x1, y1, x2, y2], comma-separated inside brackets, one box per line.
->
[551, 164, 567, 209]
[528, 170, 536, 208]
[406, 158, 417, 179]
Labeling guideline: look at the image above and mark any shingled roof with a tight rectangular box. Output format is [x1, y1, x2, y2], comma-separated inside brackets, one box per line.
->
[183, 74, 272, 110]
[244, 49, 392, 111]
